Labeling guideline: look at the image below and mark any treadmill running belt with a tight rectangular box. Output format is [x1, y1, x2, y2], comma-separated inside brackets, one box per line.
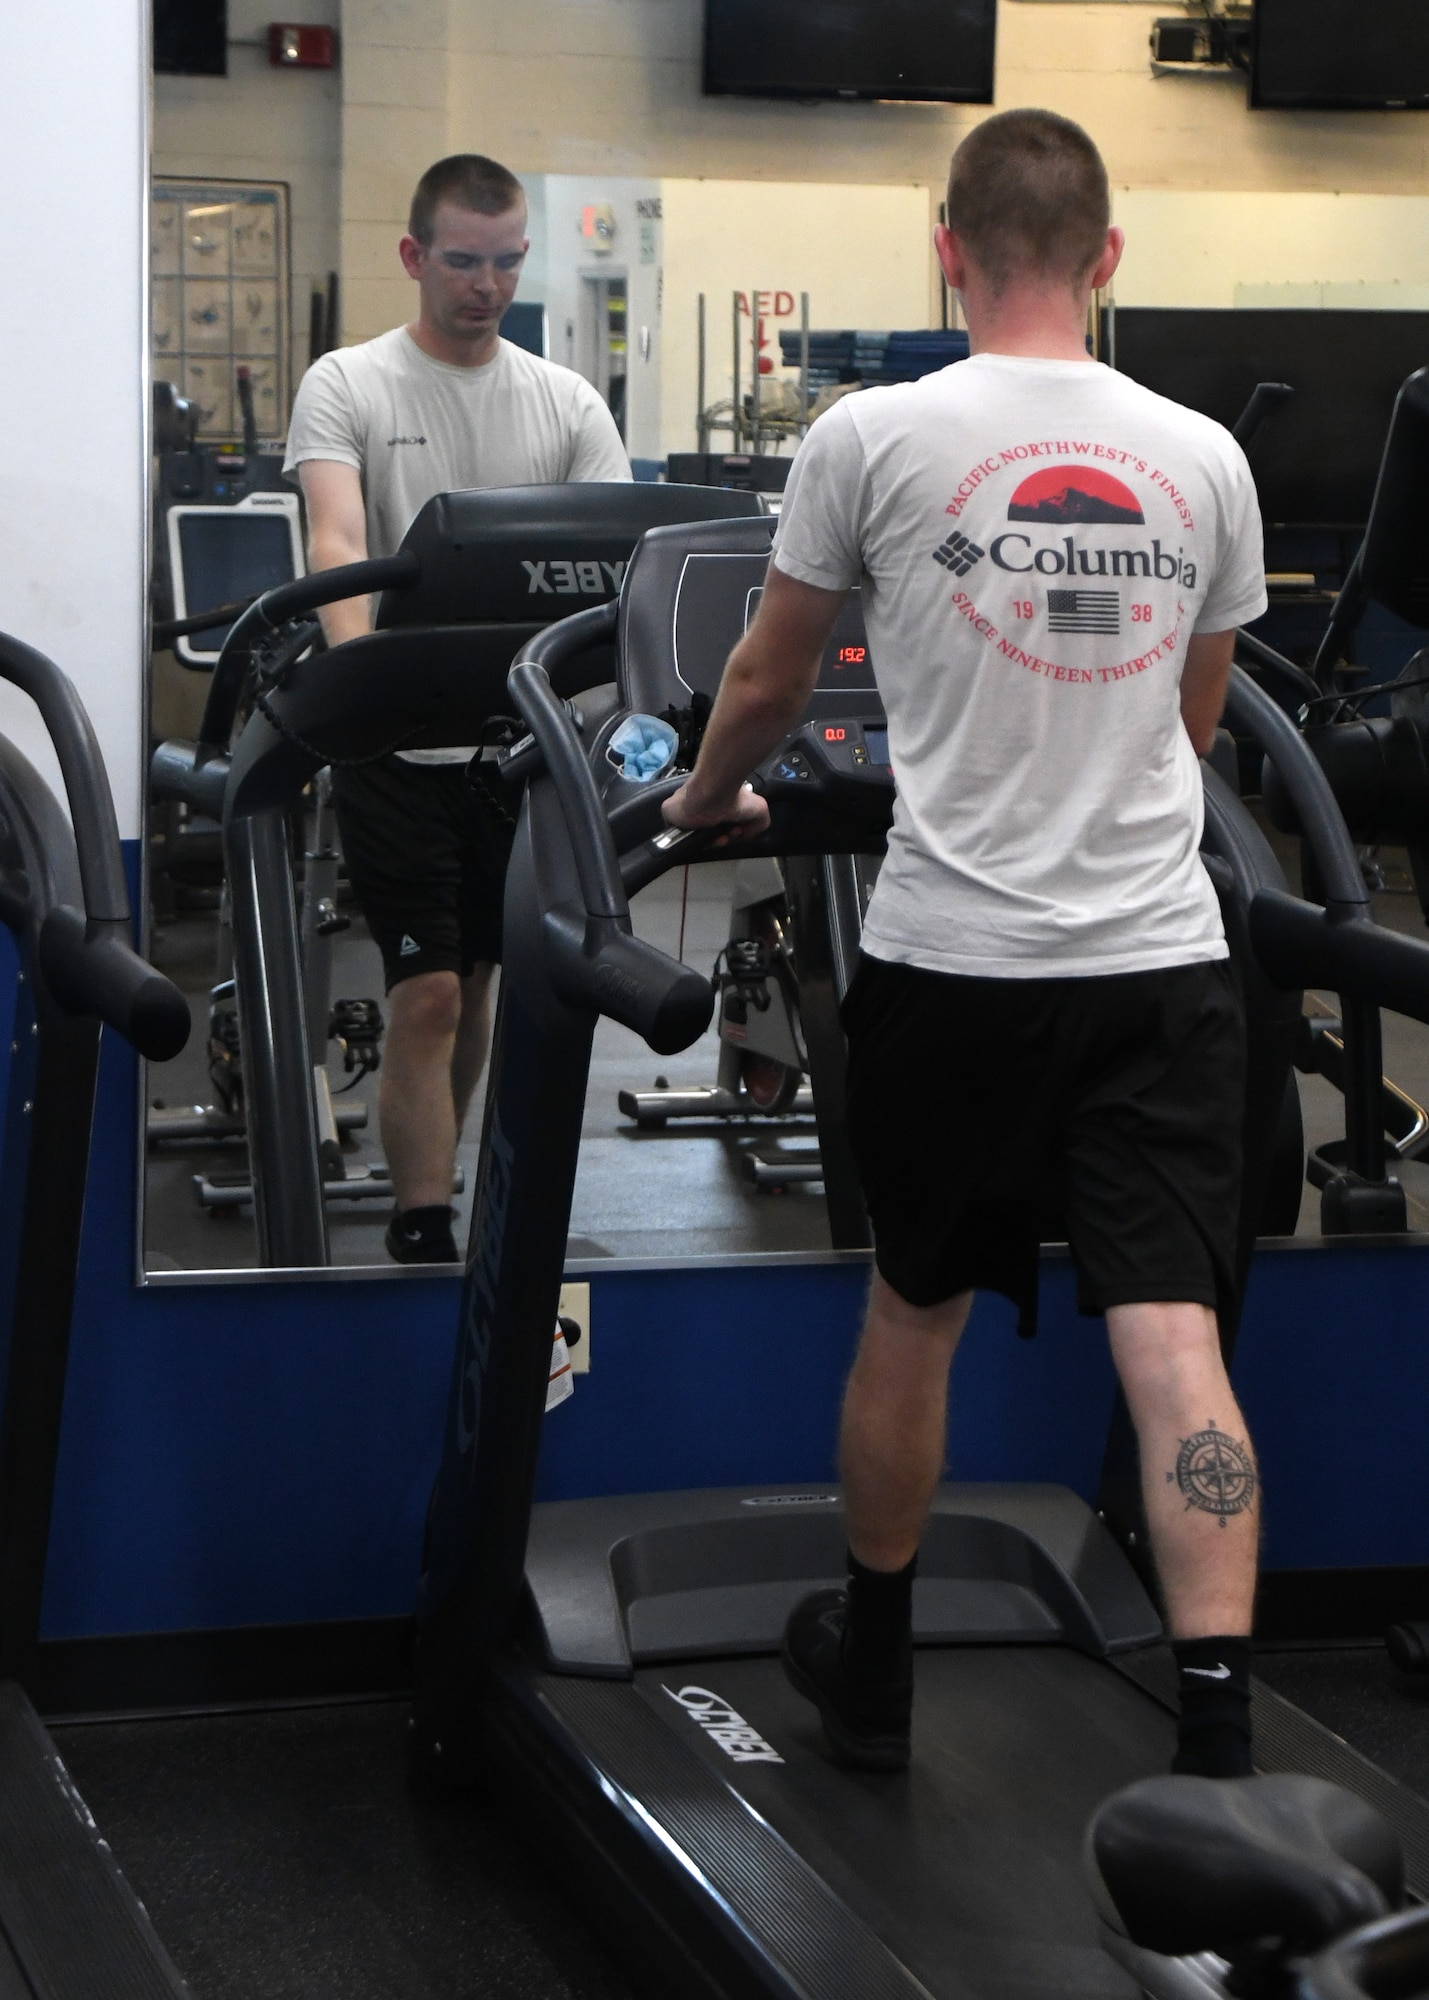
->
[545, 1645, 1176, 2000]
[640, 1648, 1160, 2000]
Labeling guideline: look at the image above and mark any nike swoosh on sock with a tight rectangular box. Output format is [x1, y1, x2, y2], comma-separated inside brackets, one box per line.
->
[1183, 1664, 1232, 1679]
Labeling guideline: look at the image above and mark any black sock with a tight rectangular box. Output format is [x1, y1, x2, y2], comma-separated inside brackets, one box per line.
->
[393, 1205, 457, 1253]
[842, 1550, 916, 1685]
[1171, 1635, 1253, 1778]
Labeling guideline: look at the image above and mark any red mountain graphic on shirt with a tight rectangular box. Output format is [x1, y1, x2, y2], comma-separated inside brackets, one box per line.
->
[1007, 465, 1145, 525]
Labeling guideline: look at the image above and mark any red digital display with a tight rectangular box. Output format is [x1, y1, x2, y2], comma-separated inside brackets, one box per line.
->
[824, 726, 847, 741]
[836, 646, 867, 664]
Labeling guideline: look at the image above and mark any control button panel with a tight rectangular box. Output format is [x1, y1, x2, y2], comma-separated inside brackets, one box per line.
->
[761, 719, 893, 797]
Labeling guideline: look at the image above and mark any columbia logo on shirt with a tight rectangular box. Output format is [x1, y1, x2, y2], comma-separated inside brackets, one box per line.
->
[933, 531, 985, 577]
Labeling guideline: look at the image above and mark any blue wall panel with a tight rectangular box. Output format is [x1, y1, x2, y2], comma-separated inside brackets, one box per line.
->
[531, 1260, 1120, 1506]
[1234, 1245, 1429, 1570]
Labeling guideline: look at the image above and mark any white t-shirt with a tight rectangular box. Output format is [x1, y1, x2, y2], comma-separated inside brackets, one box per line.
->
[773, 354, 1268, 979]
[284, 326, 631, 761]
[285, 326, 630, 557]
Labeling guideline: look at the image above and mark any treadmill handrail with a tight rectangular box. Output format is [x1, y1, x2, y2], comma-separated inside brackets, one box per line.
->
[199, 551, 421, 750]
[1224, 665, 1369, 921]
[509, 604, 627, 924]
[0, 633, 132, 926]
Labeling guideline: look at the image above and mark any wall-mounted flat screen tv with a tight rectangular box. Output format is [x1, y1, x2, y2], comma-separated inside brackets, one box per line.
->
[1252, 0, 1429, 109]
[703, 0, 996, 104]
[153, 0, 227, 76]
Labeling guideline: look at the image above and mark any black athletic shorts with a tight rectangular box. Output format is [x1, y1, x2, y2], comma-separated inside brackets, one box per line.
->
[842, 953, 1245, 1337]
[331, 755, 514, 991]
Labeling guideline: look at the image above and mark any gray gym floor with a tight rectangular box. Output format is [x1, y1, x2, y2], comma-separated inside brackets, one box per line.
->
[142, 830, 1429, 1275]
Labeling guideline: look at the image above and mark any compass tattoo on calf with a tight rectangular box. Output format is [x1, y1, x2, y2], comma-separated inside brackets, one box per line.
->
[1167, 1423, 1257, 1526]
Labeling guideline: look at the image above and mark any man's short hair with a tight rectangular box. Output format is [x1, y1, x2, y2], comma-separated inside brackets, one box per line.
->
[408, 154, 526, 245]
[946, 110, 1110, 293]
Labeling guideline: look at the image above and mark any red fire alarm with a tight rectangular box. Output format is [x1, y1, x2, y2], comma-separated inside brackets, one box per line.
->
[268, 24, 338, 67]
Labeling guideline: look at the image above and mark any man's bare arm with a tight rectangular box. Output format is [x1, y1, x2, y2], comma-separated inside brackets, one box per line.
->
[663, 565, 848, 835]
[1180, 630, 1236, 758]
[297, 460, 373, 648]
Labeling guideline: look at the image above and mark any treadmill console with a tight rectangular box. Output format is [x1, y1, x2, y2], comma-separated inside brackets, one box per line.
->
[671, 551, 881, 727]
[619, 516, 893, 809]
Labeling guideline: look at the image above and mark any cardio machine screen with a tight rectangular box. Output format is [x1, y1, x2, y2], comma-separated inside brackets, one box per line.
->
[671, 552, 882, 723]
[174, 510, 300, 655]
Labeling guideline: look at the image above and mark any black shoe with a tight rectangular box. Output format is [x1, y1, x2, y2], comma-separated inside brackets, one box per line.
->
[385, 1205, 459, 1264]
[781, 1588, 912, 1772]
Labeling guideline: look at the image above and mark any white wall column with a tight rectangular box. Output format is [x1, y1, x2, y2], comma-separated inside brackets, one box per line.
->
[0, 0, 148, 835]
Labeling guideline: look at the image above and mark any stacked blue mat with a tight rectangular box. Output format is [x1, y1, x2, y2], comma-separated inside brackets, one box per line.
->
[778, 328, 971, 391]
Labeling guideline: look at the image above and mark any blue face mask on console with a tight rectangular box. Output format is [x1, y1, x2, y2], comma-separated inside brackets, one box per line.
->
[608, 713, 679, 782]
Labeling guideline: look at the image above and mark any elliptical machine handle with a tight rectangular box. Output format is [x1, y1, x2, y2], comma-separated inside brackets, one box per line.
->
[0, 633, 133, 926]
[1231, 381, 1294, 452]
[0, 632, 191, 1058]
[38, 907, 190, 1060]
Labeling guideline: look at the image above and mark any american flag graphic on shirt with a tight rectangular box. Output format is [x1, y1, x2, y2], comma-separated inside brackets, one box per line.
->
[1046, 589, 1120, 635]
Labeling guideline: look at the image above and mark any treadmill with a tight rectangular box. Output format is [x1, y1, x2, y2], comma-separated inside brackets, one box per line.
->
[397, 511, 1429, 2000]
[0, 633, 191, 1995]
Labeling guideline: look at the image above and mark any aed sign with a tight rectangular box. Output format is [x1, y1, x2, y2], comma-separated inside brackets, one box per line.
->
[736, 291, 796, 318]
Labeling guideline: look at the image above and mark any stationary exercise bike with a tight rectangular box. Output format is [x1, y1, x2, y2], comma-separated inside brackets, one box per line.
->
[1087, 1768, 1427, 2000]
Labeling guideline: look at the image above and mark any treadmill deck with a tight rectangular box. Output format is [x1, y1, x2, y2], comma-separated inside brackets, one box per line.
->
[530, 1643, 1172, 2000]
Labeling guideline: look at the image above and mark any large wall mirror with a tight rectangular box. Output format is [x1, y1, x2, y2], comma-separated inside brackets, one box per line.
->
[140, 97, 1429, 1275]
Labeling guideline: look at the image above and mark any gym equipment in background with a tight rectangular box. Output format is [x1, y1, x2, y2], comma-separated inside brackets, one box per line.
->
[150, 376, 301, 669]
[148, 458, 385, 1198]
[404, 513, 1429, 2000]
[618, 852, 877, 1238]
[166, 482, 765, 1266]
[1109, 309, 1429, 535]
[1236, 367, 1429, 1234]
[0, 628, 190, 1998]
[616, 576, 882, 1242]
[691, 290, 974, 462]
[178, 764, 389, 1212]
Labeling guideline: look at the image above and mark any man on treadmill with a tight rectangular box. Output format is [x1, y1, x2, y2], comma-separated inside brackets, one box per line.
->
[286, 154, 629, 1264]
[663, 109, 1267, 1779]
